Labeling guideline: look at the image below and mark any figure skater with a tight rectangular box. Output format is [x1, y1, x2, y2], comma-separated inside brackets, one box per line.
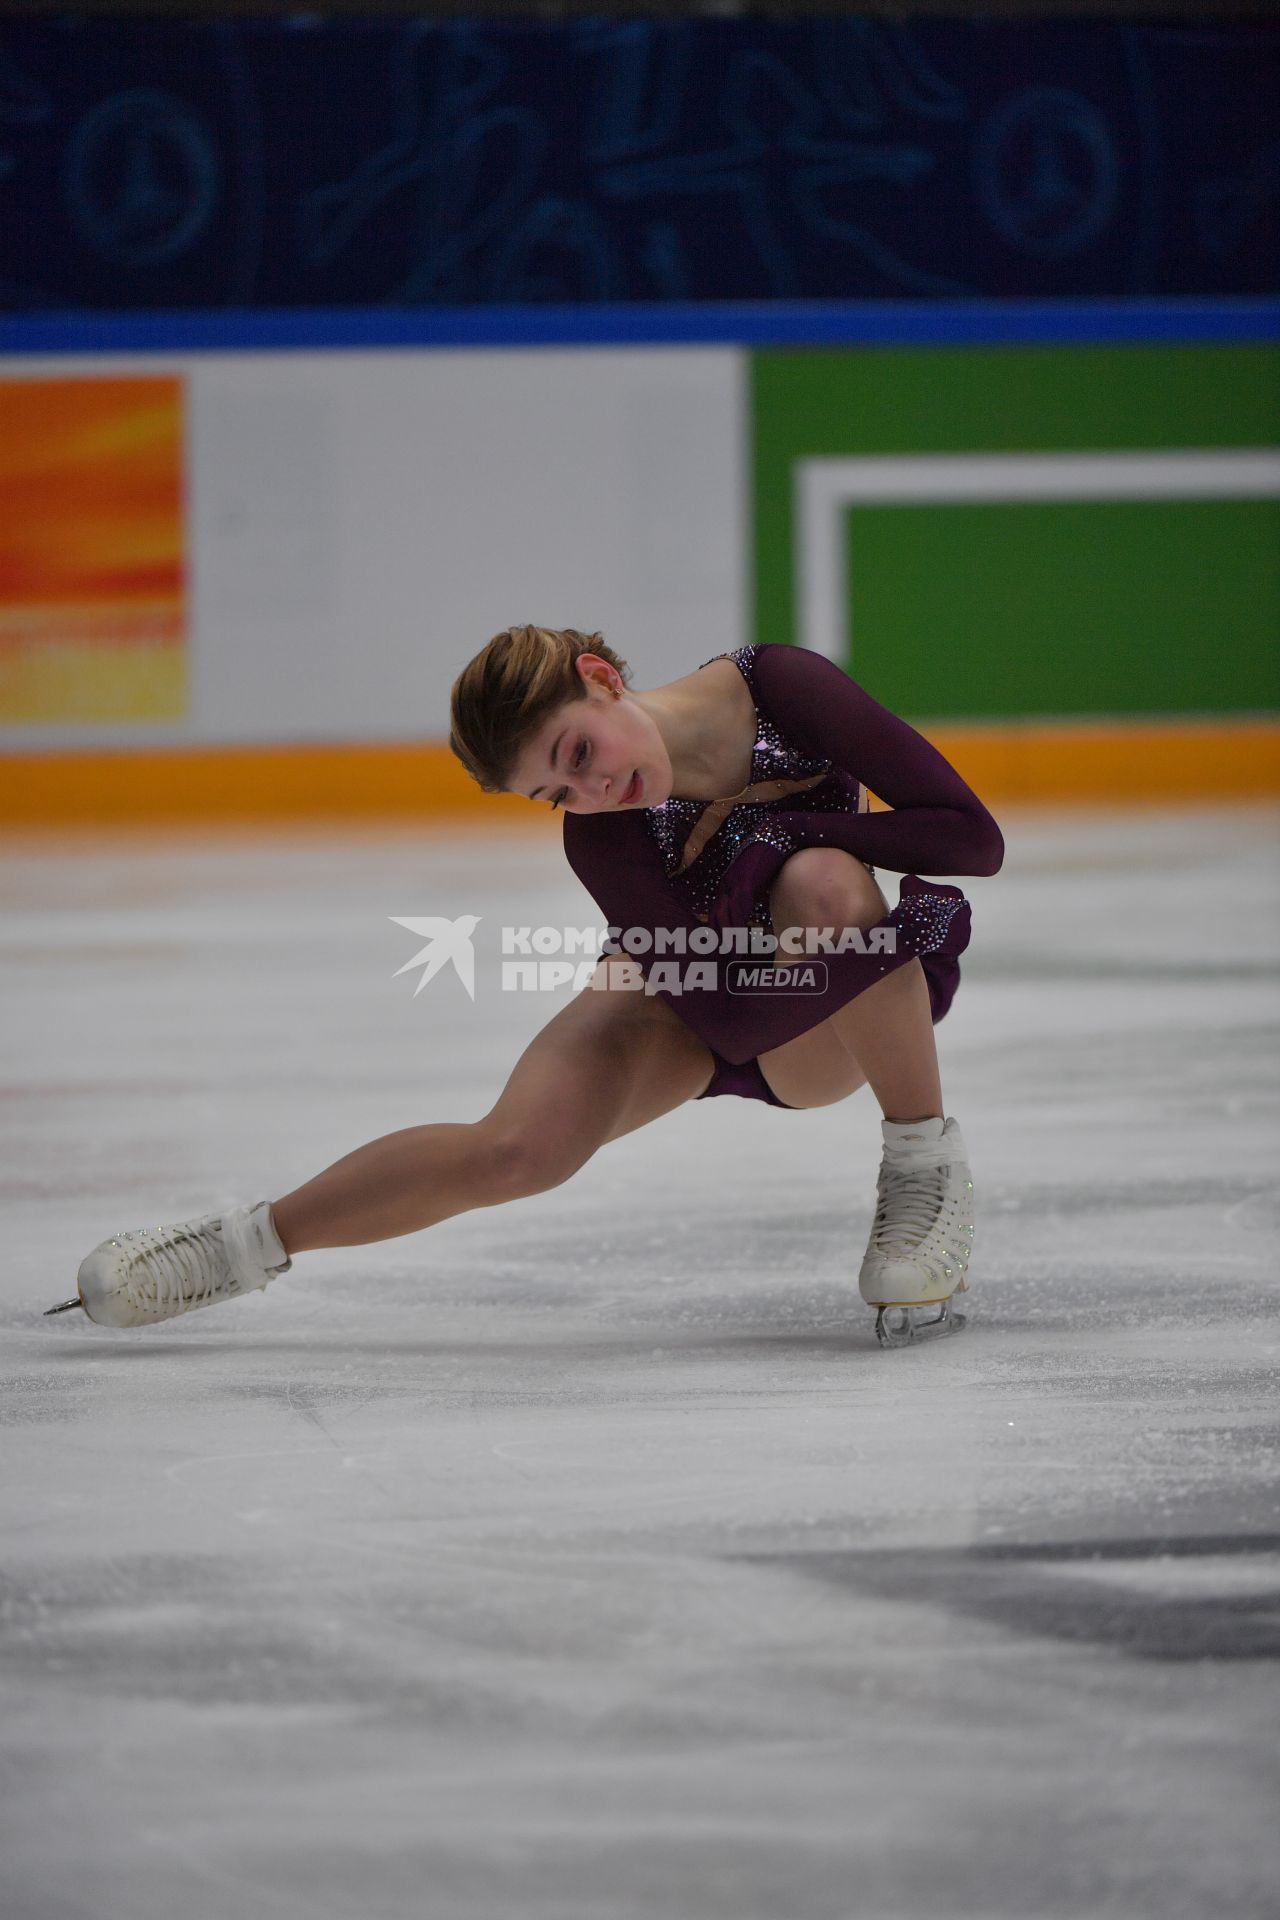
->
[55, 627, 1003, 1347]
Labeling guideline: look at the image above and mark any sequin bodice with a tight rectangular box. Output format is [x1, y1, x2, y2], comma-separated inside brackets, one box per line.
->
[644, 646, 864, 925]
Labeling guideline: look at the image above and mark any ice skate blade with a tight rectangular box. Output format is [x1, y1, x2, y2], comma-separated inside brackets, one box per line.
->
[874, 1297, 966, 1349]
[44, 1297, 86, 1317]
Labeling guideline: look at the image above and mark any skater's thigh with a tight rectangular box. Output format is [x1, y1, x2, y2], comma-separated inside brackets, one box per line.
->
[481, 957, 716, 1178]
[757, 1017, 870, 1109]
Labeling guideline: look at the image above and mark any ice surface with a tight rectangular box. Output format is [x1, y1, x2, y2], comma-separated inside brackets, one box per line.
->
[2, 808, 1278, 1920]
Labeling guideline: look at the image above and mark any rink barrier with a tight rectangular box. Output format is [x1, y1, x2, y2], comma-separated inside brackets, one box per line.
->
[1, 717, 1276, 824]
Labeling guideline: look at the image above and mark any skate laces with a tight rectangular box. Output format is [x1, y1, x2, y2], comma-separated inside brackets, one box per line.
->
[124, 1222, 229, 1314]
[869, 1161, 949, 1254]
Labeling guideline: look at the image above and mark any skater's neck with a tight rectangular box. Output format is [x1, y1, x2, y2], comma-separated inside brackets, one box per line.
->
[634, 660, 757, 803]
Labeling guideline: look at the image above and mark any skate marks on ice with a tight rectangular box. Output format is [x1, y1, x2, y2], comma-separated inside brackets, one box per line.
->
[748, 1533, 1280, 1662]
[963, 1018, 1280, 1118]
[0, 1547, 505, 1716]
[0, 1366, 97, 1426]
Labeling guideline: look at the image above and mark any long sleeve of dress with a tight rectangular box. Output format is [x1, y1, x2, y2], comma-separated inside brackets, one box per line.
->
[749, 645, 1004, 878]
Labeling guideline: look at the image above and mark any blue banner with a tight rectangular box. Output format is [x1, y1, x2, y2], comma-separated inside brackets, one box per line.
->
[2, 16, 1276, 314]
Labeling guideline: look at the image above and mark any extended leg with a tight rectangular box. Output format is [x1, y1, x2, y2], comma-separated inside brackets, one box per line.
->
[235, 957, 714, 1254]
[273, 959, 714, 1253]
[63, 961, 716, 1326]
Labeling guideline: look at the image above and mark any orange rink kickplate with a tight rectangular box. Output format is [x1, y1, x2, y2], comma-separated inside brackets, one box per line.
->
[0, 717, 1277, 826]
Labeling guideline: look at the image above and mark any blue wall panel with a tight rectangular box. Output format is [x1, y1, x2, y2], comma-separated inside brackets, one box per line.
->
[2, 16, 1276, 316]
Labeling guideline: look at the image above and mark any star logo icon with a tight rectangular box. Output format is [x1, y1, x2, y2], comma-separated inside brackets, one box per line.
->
[389, 915, 481, 1001]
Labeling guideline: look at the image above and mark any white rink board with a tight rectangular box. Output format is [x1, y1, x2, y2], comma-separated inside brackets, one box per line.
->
[1, 347, 746, 750]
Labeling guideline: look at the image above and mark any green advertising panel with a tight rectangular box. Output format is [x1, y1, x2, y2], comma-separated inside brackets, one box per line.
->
[752, 345, 1280, 719]
[844, 497, 1280, 719]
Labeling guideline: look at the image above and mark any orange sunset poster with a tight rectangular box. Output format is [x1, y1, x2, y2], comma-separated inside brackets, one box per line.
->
[0, 375, 186, 724]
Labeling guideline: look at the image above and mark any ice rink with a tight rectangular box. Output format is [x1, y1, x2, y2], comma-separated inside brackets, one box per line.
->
[3, 806, 1278, 1920]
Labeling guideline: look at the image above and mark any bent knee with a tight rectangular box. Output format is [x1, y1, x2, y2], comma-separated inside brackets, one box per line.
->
[771, 848, 885, 933]
[476, 1121, 588, 1203]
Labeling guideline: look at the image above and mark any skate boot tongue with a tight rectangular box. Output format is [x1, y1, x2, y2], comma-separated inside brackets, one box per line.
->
[882, 1116, 946, 1160]
[222, 1201, 290, 1281]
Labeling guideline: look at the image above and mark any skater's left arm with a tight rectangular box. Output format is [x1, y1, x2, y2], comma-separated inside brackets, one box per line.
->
[751, 645, 1004, 877]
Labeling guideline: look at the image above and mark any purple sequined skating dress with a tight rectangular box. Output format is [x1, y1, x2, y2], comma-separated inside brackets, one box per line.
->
[564, 644, 1004, 1108]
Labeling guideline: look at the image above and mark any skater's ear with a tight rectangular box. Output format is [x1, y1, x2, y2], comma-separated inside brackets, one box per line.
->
[574, 653, 626, 701]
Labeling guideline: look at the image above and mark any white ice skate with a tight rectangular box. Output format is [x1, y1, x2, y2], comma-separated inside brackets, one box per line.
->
[46, 1201, 291, 1328]
[858, 1116, 973, 1348]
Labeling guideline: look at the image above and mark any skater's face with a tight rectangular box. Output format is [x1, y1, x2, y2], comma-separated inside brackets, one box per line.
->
[510, 656, 671, 814]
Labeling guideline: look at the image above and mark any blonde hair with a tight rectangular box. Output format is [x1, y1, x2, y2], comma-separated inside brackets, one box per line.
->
[449, 625, 631, 794]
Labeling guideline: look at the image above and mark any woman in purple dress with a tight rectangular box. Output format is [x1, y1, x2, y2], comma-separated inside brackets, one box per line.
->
[63, 626, 1002, 1346]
